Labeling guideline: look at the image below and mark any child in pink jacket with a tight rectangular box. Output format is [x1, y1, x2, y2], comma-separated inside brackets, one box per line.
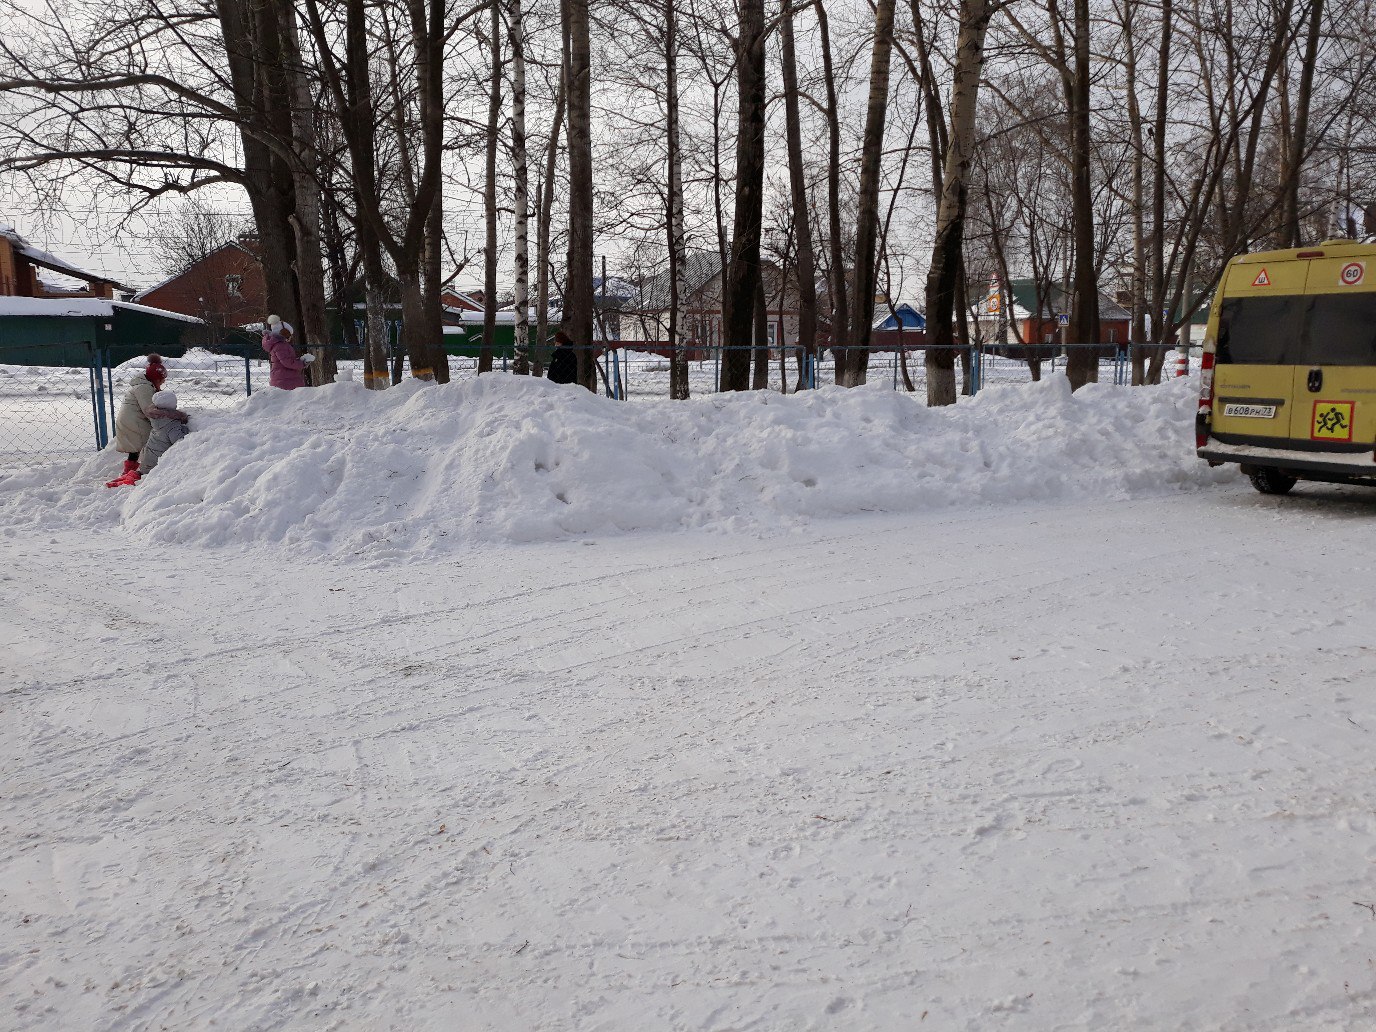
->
[261, 316, 315, 389]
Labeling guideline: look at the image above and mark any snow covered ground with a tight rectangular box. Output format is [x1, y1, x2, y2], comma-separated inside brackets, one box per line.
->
[3, 375, 1374, 1031]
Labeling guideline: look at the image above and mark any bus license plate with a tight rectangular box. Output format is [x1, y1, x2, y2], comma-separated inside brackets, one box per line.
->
[1223, 403, 1276, 419]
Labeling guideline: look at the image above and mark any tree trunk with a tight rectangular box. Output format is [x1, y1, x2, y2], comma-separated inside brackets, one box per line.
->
[423, 174, 448, 382]
[924, 0, 991, 407]
[666, 0, 690, 400]
[535, 71, 565, 378]
[1064, 0, 1101, 390]
[1279, 0, 1325, 246]
[843, 0, 898, 388]
[398, 270, 432, 378]
[817, 1, 849, 384]
[562, 0, 596, 390]
[216, 0, 301, 328]
[957, 264, 973, 395]
[359, 214, 390, 389]
[1119, 0, 1147, 385]
[752, 276, 769, 389]
[407, 0, 448, 381]
[720, 0, 766, 392]
[1146, 0, 1172, 384]
[273, 0, 333, 385]
[308, 0, 448, 382]
[511, 0, 531, 375]
[780, 0, 817, 391]
[481, 0, 501, 374]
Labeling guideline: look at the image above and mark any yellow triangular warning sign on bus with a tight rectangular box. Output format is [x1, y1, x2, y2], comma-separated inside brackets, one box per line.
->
[1252, 268, 1271, 287]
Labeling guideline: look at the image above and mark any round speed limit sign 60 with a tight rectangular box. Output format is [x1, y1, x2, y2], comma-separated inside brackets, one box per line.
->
[1340, 261, 1366, 286]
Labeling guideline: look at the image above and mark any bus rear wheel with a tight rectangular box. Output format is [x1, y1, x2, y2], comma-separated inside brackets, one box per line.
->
[1248, 467, 1298, 495]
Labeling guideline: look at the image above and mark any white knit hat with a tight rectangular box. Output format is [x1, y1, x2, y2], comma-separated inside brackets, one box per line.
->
[152, 390, 177, 410]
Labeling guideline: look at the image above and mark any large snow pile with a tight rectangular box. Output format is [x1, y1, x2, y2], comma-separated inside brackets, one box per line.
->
[0, 374, 1232, 555]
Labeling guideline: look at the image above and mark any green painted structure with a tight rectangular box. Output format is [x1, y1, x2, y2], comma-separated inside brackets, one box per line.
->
[0, 299, 206, 367]
[330, 309, 555, 367]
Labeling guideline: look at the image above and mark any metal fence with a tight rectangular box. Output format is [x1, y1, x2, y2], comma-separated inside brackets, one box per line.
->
[0, 341, 1192, 465]
[566, 341, 1188, 400]
[0, 344, 256, 466]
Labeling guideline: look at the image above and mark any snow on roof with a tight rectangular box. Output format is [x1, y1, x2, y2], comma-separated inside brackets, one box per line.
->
[442, 289, 484, 311]
[0, 223, 121, 287]
[874, 302, 926, 330]
[113, 300, 205, 324]
[454, 309, 518, 325]
[0, 296, 203, 324]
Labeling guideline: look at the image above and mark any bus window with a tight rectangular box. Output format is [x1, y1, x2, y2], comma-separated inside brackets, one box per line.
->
[1302, 294, 1376, 366]
[1216, 295, 1306, 365]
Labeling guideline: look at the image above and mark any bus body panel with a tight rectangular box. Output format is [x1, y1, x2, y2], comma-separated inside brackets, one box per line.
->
[1200, 242, 1376, 487]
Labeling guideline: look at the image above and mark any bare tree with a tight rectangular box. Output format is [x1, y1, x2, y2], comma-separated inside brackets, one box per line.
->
[666, 0, 691, 399]
[481, 0, 503, 374]
[562, 0, 596, 389]
[511, 0, 532, 375]
[779, 0, 818, 390]
[840, 0, 898, 388]
[924, 0, 994, 406]
[719, 0, 766, 391]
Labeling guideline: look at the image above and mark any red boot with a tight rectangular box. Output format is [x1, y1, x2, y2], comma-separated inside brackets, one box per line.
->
[105, 459, 141, 488]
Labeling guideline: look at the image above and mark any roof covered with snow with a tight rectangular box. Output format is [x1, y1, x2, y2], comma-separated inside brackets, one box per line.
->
[0, 223, 122, 288]
[0, 296, 204, 323]
[874, 302, 926, 331]
[1007, 278, 1131, 322]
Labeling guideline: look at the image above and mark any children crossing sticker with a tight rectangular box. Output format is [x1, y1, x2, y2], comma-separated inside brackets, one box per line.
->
[1312, 401, 1355, 441]
[1340, 262, 1365, 286]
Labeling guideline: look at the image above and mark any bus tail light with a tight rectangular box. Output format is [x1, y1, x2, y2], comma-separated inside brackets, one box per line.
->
[1196, 350, 1215, 449]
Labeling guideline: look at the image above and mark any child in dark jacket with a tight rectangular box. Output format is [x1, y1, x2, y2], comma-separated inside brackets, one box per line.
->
[546, 331, 578, 385]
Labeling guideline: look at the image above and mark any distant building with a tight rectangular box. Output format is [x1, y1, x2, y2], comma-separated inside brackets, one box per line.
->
[442, 288, 483, 312]
[0, 223, 122, 300]
[0, 296, 205, 366]
[873, 302, 926, 331]
[132, 238, 266, 341]
[984, 279, 1133, 345]
[0, 225, 202, 364]
[544, 276, 638, 341]
[621, 250, 800, 350]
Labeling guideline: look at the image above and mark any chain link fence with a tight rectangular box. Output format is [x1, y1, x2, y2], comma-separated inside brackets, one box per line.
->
[0, 348, 96, 460]
[0, 341, 1193, 468]
[0, 345, 255, 469]
[562, 341, 1189, 400]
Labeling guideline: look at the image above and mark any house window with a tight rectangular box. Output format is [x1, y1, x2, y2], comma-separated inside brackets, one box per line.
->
[1107, 328, 1117, 343]
[225, 274, 243, 298]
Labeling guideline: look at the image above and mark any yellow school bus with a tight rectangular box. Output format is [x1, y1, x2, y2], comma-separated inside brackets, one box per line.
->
[1197, 240, 1376, 493]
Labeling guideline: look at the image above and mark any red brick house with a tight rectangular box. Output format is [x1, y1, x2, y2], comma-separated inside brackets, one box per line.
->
[132, 238, 267, 337]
